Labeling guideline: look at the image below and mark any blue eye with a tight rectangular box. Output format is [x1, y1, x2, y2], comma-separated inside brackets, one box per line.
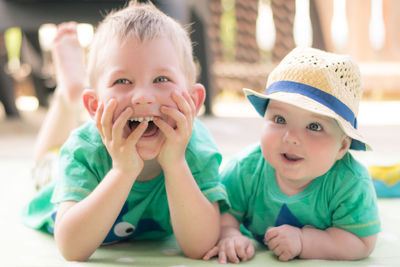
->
[154, 76, 169, 83]
[274, 115, 286, 124]
[114, 78, 131, 85]
[307, 122, 322, 131]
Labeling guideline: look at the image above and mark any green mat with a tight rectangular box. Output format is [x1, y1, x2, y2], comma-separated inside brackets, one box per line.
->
[2, 158, 400, 266]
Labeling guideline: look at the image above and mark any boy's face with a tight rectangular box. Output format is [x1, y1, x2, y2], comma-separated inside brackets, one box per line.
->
[260, 100, 350, 193]
[90, 36, 192, 160]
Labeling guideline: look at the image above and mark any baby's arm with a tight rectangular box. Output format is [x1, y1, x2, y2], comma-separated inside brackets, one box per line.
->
[203, 213, 255, 264]
[54, 100, 148, 261]
[300, 227, 377, 260]
[265, 225, 377, 261]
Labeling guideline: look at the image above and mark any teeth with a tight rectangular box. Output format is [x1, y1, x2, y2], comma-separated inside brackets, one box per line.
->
[129, 117, 154, 122]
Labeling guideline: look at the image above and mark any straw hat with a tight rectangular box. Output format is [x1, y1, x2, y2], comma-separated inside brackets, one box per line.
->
[244, 47, 370, 151]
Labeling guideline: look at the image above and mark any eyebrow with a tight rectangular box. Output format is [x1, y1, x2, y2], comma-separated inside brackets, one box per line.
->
[268, 103, 334, 123]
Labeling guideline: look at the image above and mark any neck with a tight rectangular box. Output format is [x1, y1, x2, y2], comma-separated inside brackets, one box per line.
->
[275, 174, 312, 196]
[136, 158, 162, 182]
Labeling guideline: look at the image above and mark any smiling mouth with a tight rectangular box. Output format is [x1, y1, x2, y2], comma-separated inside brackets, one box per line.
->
[127, 117, 159, 137]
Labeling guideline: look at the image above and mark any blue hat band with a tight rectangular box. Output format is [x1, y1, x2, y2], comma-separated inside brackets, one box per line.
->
[266, 81, 358, 129]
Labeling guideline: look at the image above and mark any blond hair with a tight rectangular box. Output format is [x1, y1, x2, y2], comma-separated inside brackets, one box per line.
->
[87, 1, 196, 88]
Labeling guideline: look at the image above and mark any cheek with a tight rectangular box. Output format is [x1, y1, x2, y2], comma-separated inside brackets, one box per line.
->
[260, 125, 278, 157]
[156, 90, 177, 108]
[306, 136, 340, 164]
[100, 95, 131, 122]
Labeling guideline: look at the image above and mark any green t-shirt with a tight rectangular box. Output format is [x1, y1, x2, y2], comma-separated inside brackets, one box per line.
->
[222, 143, 380, 244]
[22, 119, 229, 243]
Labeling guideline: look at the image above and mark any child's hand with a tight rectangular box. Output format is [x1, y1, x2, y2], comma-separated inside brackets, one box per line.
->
[154, 90, 196, 167]
[264, 225, 303, 261]
[203, 235, 254, 264]
[95, 99, 148, 178]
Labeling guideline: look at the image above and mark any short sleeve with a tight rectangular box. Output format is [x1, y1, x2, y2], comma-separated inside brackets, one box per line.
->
[51, 123, 112, 204]
[186, 119, 230, 213]
[330, 160, 380, 237]
[221, 157, 248, 222]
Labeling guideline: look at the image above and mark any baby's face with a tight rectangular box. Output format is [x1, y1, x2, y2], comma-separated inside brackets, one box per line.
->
[94, 36, 188, 160]
[260, 100, 350, 194]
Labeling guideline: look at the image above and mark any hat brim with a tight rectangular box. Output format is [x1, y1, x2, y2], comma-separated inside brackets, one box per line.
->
[243, 88, 371, 151]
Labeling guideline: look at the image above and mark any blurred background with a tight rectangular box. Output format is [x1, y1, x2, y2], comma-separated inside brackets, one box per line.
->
[0, 0, 400, 163]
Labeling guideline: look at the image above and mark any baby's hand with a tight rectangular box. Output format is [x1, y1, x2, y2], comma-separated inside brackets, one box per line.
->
[264, 225, 303, 261]
[154, 90, 196, 167]
[95, 99, 148, 178]
[203, 235, 255, 264]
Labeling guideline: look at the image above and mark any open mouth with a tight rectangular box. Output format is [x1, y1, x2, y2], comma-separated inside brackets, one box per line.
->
[127, 116, 159, 137]
[282, 153, 303, 162]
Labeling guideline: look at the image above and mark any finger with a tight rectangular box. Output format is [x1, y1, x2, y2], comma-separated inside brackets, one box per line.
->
[202, 246, 218, 261]
[112, 107, 132, 141]
[278, 251, 292, 262]
[267, 237, 279, 251]
[218, 250, 227, 264]
[180, 90, 196, 126]
[101, 99, 117, 141]
[153, 115, 175, 138]
[236, 243, 247, 262]
[273, 246, 283, 259]
[160, 105, 187, 132]
[265, 227, 278, 243]
[126, 120, 148, 144]
[246, 243, 255, 260]
[95, 102, 104, 137]
[225, 242, 240, 264]
[184, 90, 196, 114]
[172, 91, 191, 116]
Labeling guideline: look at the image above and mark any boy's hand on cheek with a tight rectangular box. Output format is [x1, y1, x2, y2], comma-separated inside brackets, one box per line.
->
[265, 225, 303, 261]
[154, 90, 196, 167]
[95, 99, 148, 178]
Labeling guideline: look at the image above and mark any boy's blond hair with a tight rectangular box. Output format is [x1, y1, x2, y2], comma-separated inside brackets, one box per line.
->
[87, 1, 196, 88]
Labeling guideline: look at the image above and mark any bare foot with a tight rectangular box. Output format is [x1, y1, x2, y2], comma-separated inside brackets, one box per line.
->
[51, 22, 86, 103]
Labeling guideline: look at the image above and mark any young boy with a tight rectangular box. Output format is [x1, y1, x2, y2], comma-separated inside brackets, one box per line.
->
[203, 47, 380, 263]
[22, 1, 228, 261]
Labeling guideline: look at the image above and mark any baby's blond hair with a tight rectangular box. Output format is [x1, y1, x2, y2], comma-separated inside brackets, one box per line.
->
[87, 1, 196, 89]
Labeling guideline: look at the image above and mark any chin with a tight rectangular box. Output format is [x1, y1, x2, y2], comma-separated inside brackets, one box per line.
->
[137, 147, 159, 161]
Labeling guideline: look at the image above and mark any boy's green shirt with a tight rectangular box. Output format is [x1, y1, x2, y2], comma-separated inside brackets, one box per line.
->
[22, 119, 229, 243]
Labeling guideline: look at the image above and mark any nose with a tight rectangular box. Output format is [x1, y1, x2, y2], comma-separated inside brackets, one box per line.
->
[282, 128, 300, 145]
[131, 88, 155, 105]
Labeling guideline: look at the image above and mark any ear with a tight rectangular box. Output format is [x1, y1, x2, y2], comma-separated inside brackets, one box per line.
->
[336, 136, 352, 160]
[188, 83, 206, 115]
[82, 89, 98, 119]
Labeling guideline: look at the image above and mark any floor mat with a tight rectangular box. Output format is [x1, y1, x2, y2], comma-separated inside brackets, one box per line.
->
[2, 158, 400, 266]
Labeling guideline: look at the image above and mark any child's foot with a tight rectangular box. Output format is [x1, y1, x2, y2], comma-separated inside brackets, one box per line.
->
[51, 22, 86, 103]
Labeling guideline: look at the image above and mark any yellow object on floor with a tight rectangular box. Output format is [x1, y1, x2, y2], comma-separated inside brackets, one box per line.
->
[369, 164, 400, 197]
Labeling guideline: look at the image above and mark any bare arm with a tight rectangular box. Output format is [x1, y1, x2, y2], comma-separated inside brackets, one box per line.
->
[163, 160, 221, 259]
[300, 227, 377, 260]
[265, 225, 377, 261]
[154, 91, 222, 259]
[54, 100, 148, 261]
[54, 168, 137, 261]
